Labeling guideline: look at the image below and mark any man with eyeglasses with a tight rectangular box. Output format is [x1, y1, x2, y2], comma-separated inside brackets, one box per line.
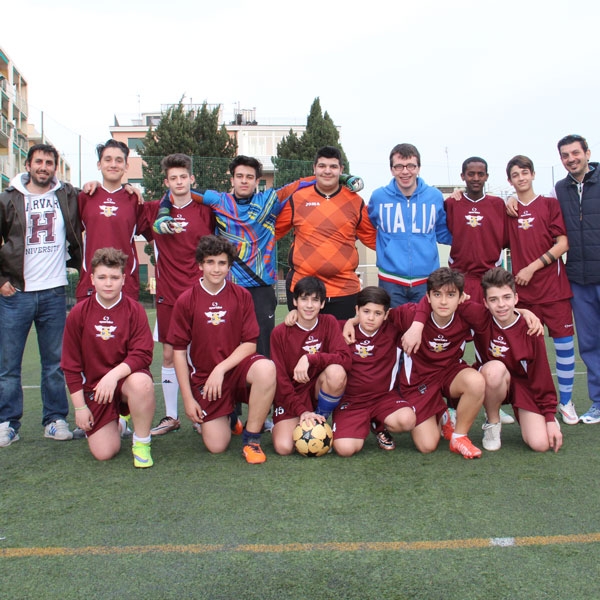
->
[368, 143, 451, 306]
[554, 134, 600, 424]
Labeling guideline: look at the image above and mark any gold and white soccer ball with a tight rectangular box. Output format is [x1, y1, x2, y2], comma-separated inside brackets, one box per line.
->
[292, 421, 333, 457]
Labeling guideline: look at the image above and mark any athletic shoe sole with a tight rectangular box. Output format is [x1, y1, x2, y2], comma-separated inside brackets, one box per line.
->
[242, 444, 266, 464]
[150, 418, 181, 435]
[0, 431, 20, 447]
[580, 413, 600, 424]
[558, 404, 579, 425]
[450, 437, 482, 459]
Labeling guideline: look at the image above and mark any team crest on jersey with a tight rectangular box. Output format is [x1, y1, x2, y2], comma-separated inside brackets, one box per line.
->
[355, 341, 374, 358]
[303, 335, 322, 354]
[171, 214, 188, 233]
[100, 199, 118, 217]
[489, 336, 509, 358]
[205, 301, 226, 325]
[518, 210, 534, 230]
[428, 335, 450, 353]
[95, 316, 116, 340]
[465, 209, 483, 228]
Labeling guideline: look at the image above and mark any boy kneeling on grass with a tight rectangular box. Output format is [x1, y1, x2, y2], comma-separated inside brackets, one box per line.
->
[270, 276, 352, 455]
[168, 235, 275, 464]
[400, 267, 544, 458]
[475, 267, 563, 453]
[346, 270, 486, 459]
[61, 248, 155, 468]
[332, 286, 416, 457]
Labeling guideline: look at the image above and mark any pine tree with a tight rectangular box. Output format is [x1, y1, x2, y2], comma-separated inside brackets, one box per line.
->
[140, 100, 237, 198]
[273, 97, 349, 275]
[274, 97, 349, 178]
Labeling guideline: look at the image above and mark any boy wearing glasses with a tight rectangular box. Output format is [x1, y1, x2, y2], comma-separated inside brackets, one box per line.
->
[368, 143, 451, 306]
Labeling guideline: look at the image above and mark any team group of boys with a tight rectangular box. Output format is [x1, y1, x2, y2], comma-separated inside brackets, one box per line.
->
[2, 135, 594, 468]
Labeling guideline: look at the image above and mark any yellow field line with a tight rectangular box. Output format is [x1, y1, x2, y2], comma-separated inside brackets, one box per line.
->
[2, 533, 600, 559]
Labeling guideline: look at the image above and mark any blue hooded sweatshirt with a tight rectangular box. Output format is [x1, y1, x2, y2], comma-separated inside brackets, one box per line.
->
[368, 177, 452, 285]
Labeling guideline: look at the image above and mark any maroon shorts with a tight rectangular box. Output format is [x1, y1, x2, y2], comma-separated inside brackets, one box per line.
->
[84, 368, 152, 436]
[463, 274, 485, 305]
[517, 299, 574, 339]
[192, 353, 265, 422]
[273, 379, 318, 424]
[333, 391, 413, 439]
[155, 302, 174, 343]
[508, 378, 555, 423]
[403, 362, 471, 426]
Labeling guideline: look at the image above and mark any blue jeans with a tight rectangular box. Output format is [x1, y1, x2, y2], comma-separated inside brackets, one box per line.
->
[0, 287, 69, 431]
[570, 282, 600, 408]
[379, 279, 427, 308]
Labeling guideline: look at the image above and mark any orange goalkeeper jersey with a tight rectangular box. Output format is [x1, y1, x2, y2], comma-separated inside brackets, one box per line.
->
[276, 186, 376, 297]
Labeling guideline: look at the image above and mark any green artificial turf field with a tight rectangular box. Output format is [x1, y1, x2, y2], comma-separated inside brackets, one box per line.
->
[2, 308, 600, 599]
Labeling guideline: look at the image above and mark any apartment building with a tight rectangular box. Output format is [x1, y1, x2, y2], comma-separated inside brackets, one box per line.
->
[0, 46, 71, 190]
[0, 46, 29, 191]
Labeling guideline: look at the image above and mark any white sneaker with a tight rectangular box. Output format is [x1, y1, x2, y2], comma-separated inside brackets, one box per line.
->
[44, 419, 73, 441]
[482, 421, 502, 451]
[558, 401, 579, 425]
[0, 421, 20, 447]
[485, 409, 514, 424]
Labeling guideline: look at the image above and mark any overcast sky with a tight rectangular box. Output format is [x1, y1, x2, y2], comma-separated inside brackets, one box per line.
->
[3, 0, 598, 198]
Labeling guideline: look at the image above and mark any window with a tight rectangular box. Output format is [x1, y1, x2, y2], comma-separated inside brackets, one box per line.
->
[127, 138, 144, 151]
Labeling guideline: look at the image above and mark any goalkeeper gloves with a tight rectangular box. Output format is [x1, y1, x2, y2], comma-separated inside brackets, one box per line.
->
[153, 207, 176, 234]
[339, 174, 364, 193]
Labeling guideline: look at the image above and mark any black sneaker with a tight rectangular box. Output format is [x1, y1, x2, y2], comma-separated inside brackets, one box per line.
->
[375, 429, 395, 451]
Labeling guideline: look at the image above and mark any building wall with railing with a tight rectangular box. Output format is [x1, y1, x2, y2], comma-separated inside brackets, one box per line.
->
[0, 45, 70, 190]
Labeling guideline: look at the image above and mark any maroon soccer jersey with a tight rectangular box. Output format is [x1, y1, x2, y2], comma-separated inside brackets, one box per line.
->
[508, 195, 572, 304]
[445, 194, 508, 278]
[167, 281, 259, 389]
[473, 312, 558, 421]
[344, 320, 402, 400]
[141, 200, 215, 306]
[77, 187, 143, 300]
[61, 294, 153, 393]
[270, 315, 352, 418]
[389, 303, 480, 388]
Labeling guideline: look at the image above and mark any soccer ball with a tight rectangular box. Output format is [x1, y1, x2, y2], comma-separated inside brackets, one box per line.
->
[293, 421, 333, 457]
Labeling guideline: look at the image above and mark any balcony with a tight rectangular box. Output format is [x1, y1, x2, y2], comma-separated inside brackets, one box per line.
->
[0, 154, 10, 178]
[0, 113, 10, 148]
[13, 134, 27, 157]
[14, 93, 27, 118]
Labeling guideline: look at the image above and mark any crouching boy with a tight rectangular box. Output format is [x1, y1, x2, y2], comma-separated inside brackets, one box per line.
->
[168, 235, 275, 464]
[476, 267, 563, 452]
[270, 277, 352, 455]
[61, 248, 156, 467]
[349, 269, 486, 459]
[333, 286, 416, 457]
